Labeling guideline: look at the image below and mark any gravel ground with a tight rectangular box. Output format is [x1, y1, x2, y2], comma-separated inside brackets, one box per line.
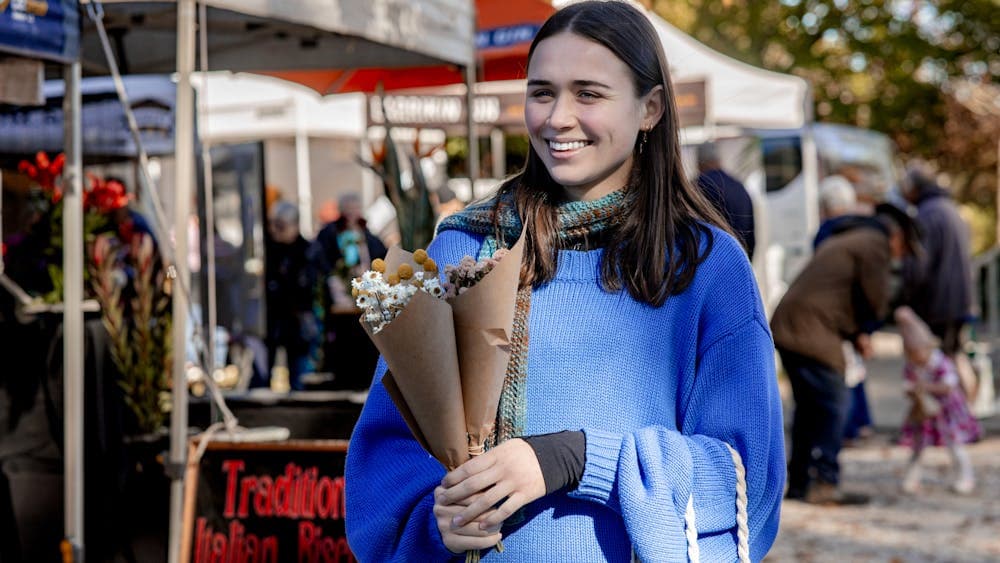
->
[767, 330, 1000, 562]
[766, 430, 1000, 562]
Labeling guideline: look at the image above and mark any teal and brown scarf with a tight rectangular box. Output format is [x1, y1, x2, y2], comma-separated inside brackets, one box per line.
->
[436, 186, 631, 447]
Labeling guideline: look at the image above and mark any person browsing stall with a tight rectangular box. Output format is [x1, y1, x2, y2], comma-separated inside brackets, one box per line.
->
[345, 2, 785, 561]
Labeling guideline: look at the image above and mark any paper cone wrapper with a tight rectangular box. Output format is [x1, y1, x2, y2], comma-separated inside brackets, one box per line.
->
[363, 247, 469, 470]
[449, 231, 526, 447]
[381, 371, 432, 454]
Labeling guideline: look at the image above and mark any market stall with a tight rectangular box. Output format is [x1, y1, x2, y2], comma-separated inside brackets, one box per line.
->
[73, 2, 475, 561]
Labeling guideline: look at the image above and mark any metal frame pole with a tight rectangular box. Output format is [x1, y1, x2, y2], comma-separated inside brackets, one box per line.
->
[464, 3, 479, 198]
[62, 59, 85, 563]
[167, 1, 196, 561]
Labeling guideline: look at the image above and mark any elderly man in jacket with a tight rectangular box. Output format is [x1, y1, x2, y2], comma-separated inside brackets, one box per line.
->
[772, 204, 919, 505]
[901, 162, 973, 359]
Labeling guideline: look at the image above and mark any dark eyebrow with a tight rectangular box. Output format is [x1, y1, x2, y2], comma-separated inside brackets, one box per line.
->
[526, 79, 613, 89]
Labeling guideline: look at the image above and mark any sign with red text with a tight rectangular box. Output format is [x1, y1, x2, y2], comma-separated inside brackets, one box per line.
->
[181, 440, 354, 563]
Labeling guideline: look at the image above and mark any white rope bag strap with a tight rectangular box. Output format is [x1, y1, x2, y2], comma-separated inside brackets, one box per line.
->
[633, 443, 751, 563]
[726, 443, 751, 563]
[680, 444, 750, 563]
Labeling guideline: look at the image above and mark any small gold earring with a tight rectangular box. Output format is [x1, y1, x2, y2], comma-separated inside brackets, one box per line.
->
[639, 130, 648, 154]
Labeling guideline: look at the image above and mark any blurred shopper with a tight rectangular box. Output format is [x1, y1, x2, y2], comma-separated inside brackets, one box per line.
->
[309, 192, 387, 389]
[900, 161, 973, 366]
[772, 203, 919, 505]
[895, 306, 980, 495]
[814, 175, 875, 443]
[432, 184, 466, 225]
[696, 142, 755, 258]
[265, 201, 316, 390]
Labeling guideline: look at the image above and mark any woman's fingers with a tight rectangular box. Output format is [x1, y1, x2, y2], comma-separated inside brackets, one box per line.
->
[441, 454, 494, 488]
[476, 493, 525, 529]
[454, 481, 513, 526]
[434, 487, 504, 553]
[439, 465, 502, 506]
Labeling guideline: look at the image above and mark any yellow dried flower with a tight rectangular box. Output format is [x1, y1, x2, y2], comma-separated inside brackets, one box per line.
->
[397, 263, 414, 280]
[413, 249, 428, 264]
[422, 258, 438, 274]
[351, 287, 359, 298]
[388, 273, 400, 285]
[372, 258, 387, 273]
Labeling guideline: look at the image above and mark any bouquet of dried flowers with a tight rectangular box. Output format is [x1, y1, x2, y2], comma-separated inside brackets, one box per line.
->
[355, 238, 523, 563]
[351, 250, 444, 333]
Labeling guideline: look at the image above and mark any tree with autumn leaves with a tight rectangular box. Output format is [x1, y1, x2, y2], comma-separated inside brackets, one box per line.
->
[654, 0, 999, 248]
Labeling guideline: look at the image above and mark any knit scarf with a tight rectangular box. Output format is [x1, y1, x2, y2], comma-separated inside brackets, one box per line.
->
[437, 187, 631, 447]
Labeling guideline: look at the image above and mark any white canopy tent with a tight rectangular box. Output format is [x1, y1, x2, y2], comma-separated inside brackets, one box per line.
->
[83, 0, 473, 75]
[649, 14, 812, 130]
[72, 2, 474, 560]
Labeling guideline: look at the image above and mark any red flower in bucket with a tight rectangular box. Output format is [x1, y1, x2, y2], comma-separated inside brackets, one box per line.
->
[18, 151, 66, 196]
[85, 174, 131, 214]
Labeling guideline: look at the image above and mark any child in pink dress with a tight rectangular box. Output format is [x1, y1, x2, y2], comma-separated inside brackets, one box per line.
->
[895, 306, 981, 494]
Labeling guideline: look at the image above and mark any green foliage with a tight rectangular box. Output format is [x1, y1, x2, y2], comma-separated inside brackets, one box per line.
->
[655, 0, 999, 211]
[365, 125, 438, 250]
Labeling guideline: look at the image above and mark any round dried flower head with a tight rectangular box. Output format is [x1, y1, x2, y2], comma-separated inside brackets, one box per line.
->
[388, 273, 400, 285]
[351, 287, 359, 298]
[397, 263, 414, 280]
[423, 258, 438, 274]
[413, 249, 428, 264]
[371, 258, 387, 273]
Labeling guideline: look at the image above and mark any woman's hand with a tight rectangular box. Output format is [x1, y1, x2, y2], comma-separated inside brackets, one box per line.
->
[432, 487, 503, 554]
[436, 439, 546, 535]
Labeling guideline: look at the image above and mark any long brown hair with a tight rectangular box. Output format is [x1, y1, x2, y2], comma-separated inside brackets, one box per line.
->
[493, 0, 732, 307]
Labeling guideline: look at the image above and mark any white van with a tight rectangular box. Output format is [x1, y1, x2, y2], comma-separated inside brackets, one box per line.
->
[684, 123, 900, 312]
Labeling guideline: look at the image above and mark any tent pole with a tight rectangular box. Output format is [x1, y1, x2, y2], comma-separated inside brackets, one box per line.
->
[294, 97, 314, 237]
[62, 59, 85, 563]
[465, 3, 479, 198]
[197, 1, 220, 411]
[168, 1, 196, 561]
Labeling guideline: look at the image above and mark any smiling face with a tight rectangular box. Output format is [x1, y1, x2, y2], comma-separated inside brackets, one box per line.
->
[525, 32, 663, 201]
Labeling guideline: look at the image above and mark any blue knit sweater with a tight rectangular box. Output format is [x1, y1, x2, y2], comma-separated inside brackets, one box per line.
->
[345, 226, 784, 562]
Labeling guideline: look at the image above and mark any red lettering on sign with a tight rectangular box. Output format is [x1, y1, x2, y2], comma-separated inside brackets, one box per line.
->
[297, 521, 355, 563]
[192, 517, 279, 563]
[222, 459, 245, 518]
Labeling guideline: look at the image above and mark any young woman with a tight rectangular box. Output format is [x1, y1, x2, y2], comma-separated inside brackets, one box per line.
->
[345, 2, 784, 561]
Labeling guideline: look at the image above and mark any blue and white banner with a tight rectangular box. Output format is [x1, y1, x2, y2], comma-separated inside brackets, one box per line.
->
[0, 75, 177, 157]
[475, 24, 540, 50]
[0, 0, 80, 63]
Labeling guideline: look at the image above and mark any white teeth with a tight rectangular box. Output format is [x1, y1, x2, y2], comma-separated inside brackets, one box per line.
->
[549, 140, 588, 151]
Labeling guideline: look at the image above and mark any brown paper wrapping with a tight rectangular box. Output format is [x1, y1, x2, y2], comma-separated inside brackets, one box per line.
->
[363, 248, 469, 470]
[450, 232, 526, 450]
[361, 235, 524, 472]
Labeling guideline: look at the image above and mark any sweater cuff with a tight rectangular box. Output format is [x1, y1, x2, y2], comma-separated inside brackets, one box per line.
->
[689, 436, 738, 529]
[569, 428, 622, 509]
